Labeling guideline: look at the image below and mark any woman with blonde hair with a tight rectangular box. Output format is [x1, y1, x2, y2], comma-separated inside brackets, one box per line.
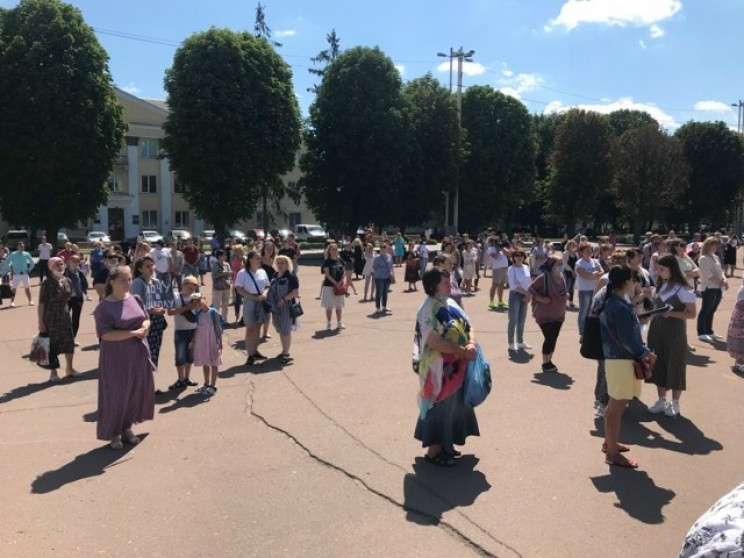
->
[269, 255, 300, 364]
[321, 243, 346, 329]
[234, 250, 270, 365]
[697, 236, 728, 342]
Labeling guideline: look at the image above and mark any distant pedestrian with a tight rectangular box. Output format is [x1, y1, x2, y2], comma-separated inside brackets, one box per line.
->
[362, 243, 376, 301]
[210, 249, 231, 323]
[190, 295, 223, 397]
[235, 250, 270, 364]
[64, 254, 88, 343]
[37, 235, 53, 285]
[697, 236, 727, 342]
[38, 257, 78, 382]
[373, 242, 395, 314]
[506, 249, 532, 352]
[7, 241, 34, 307]
[403, 242, 421, 292]
[320, 243, 346, 329]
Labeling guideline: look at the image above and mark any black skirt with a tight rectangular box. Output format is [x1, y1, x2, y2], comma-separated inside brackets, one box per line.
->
[414, 386, 479, 452]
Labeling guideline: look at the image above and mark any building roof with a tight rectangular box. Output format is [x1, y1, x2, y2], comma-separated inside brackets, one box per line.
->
[143, 98, 169, 112]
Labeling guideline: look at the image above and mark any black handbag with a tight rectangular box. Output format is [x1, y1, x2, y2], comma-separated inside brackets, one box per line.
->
[289, 300, 304, 319]
[580, 314, 604, 360]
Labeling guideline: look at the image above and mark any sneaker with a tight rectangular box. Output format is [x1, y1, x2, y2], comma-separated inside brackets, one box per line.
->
[488, 301, 497, 309]
[698, 334, 713, 342]
[337, 322, 346, 330]
[196, 384, 208, 394]
[508, 343, 518, 352]
[517, 342, 532, 350]
[203, 386, 216, 397]
[498, 301, 508, 309]
[665, 401, 680, 417]
[648, 399, 668, 414]
[29, 301, 34, 306]
[326, 321, 332, 330]
[254, 352, 267, 360]
[542, 362, 558, 372]
[382, 307, 389, 313]
[711, 333, 723, 341]
[375, 307, 381, 314]
[184, 377, 198, 387]
[168, 378, 186, 390]
[594, 405, 606, 418]
[9, 302, 15, 308]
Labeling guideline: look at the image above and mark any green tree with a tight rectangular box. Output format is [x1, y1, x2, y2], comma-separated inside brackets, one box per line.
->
[399, 74, 463, 230]
[543, 109, 613, 232]
[674, 121, 744, 230]
[612, 124, 688, 241]
[254, 2, 281, 47]
[301, 46, 408, 233]
[162, 28, 301, 238]
[0, 0, 126, 245]
[459, 85, 536, 229]
[307, 29, 341, 93]
[606, 109, 659, 136]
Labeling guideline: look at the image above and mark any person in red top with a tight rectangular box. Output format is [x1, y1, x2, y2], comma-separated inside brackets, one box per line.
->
[56, 242, 73, 263]
[181, 238, 200, 278]
[528, 256, 568, 373]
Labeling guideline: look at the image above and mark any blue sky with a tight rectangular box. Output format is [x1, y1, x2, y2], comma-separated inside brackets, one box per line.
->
[2, 0, 743, 131]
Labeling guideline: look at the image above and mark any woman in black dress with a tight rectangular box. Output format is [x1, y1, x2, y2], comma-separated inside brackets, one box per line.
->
[403, 242, 421, 292]
[352, 238, 365, 279]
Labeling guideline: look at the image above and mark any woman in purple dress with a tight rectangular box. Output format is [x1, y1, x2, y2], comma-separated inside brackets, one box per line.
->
[93, 265, 156, 449]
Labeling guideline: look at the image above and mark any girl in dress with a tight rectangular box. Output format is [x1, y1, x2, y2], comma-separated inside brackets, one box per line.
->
[362, 243, 376, 302]
[190, 295, 223, 397]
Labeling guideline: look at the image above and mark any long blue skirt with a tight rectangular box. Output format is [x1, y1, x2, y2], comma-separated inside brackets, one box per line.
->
[414, 386, 479, 453]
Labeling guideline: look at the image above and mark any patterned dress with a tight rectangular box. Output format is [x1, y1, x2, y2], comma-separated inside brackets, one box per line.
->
[39, 277, 75, 366]
[647, 285, 693, 391]
[192, 308, 222, 367]
[94, 295, 156, 441]
[270, 271, 299, 336]
[728, 298, 744, 361]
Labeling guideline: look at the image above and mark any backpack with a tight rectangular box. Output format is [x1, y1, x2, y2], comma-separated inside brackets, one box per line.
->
[531, 271, 549, 309]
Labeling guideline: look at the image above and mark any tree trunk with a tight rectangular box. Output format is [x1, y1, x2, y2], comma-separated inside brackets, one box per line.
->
[262, 194, 269, 233]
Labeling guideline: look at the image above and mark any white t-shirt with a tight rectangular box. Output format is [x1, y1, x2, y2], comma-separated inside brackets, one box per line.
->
[658, 283, 695, 304]
[575, 258, 601, 291]
[487, 246, 509, 269]
[173, 291, 198, 331]
[507, 264, 532, 291]
[235, 268, 268, 294]
[150, 247, 171, 273]
[38, 243, 53, 260]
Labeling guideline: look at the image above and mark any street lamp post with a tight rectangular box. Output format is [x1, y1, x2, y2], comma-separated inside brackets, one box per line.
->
[733, 100, 744, 235]
[437, 46, 475, 234]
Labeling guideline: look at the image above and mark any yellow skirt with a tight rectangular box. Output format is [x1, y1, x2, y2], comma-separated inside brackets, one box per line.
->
[605, 359, 642, 401]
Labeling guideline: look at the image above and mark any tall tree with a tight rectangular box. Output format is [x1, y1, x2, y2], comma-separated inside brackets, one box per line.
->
[612, 124, 688, 241]
[542, 109, 613, 232]
[301, 46, 408, 233]
[459, 85, 536, 230]
[399, 74, 463, 230]
[674, 121, 744, 230]
[162, 28, 301, 238]
[0, 0, 126, 245]
[307, 29, 340, 93]
[606, 109, 659, 136]
[254, 2, 281, 47]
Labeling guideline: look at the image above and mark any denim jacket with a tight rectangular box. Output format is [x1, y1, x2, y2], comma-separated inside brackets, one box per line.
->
[599, 294, 650, 360]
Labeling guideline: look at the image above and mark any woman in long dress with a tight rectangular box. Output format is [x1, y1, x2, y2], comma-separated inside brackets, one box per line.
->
[403, 242, 420, 292]
[38, 257, 78, 382]
[413, 268, 479, 467]
[94, 265, 155, 449]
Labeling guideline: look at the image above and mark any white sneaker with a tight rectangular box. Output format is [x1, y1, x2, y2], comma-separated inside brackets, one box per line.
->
[594, 405, 606, 418]
[337, 322, 346, 330]
[508, 343, 518, 352]
[29, 301, 34, 306]
[665, 401, 680, 417]
[697, 334, 713, 342]
[711, 334, 723, 341]
[517, 342, 532, 350]
[9, 302, 15, 308]
[326, 322, 332, 331]
[648, 399, 668, 414]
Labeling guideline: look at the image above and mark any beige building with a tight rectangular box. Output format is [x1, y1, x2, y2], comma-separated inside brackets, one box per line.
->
[91, 88, 310, 241]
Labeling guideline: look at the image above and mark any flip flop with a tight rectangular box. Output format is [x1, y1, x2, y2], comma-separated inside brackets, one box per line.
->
[605, 454, 638, 468]
[424, 452, 457, 467]
[601, 443, 630, 453]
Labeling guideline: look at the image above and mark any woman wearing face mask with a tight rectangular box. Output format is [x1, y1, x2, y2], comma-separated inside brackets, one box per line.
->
[38, 257, 78, 382]
[529, 256, 567, 372]
[64, 254, 89, 345]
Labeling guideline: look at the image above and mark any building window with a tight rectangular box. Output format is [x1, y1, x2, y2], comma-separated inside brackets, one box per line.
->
[173, 177, 184, 194]
[141, 138, 159, 159]
[142, 210, 158, 228]
[107, 172, 126, 193]
[289, 212, 302, 228]
[141, 175, 157, 194]
[174, 211, 189, 228]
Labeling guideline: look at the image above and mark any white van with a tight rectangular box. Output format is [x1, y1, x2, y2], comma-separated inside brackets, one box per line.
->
[294, 224, 327, 242]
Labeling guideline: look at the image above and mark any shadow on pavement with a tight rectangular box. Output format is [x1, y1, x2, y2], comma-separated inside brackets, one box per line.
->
[686, 352, 714, 367]
[403, 455, 490, 526]
[31, 434, 148, 494]
[0, 369, 99, 406]
[531, 370, 574, 390]
[82, 410, 97, 423]
[590, 469, 675, 524]
[80, 344, 100, 352]
[591, 400, 723, 456]
[312, 330, 340, 339]
[159, 393, 208, 413]
[507, 351, 534, 364]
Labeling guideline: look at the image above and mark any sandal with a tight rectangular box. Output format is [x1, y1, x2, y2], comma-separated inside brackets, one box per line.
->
[424, 451, 457, 467]
[122, 430, 140, 445]
[605, 453, 638, 468]
[110, 437, 123, 450]
[601, 443, 630, 453]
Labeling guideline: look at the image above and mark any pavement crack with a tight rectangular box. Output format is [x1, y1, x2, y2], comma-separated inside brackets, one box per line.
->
[245, 380, 521, 558]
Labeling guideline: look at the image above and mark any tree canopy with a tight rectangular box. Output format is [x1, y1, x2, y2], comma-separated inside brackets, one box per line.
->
[162, 28, 301, 237]
[606, 109, 659, 136]
[0, 0, 126, 242]
[301, 46, 408, 233]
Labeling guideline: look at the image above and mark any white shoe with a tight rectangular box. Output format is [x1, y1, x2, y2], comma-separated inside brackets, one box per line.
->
[9, 302, 15, 308]
[517, 342, 532, 350]
[697, 334, 713, 342]
[648, 399, 668, 414]
[711, 334, 723, 341]
[326, 322, 332, 331]
[594, 405, 606, 418]
[383, 307, 390, 313]
[337, 322, 346, 330]
[665, 401, 680, 417]
[508, 343, 518, 352]
[29, 301, 34, 306]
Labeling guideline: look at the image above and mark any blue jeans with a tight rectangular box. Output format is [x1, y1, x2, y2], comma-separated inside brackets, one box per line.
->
[507, 291, 528, 345]
[697, 288, 722, 335]
[565, 273, 575, 303]
[577, 289, 594, 336]
[174, 329, 195, 366]
[375, 278, 390, 309]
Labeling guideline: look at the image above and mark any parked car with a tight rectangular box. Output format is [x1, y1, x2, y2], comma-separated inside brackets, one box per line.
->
[247, 228, 273, 242]
[57, 231, 69, 247]
[166, 229, 192, 245]
[5, 229, 31, 247]
[229, 229, 247, 242]
[137, 230, 165, 244]
[294, 224, 327, 242]
[86, 231, 111, 244]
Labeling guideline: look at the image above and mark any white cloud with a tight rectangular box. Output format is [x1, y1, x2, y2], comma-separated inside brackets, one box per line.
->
[694, 100, 733, 113]
[544, 97, 679, 130]
[639, 39, 647, 49]
[394, 64, 405, 76]
[649, 23, 665, 38]
[436, 60, 486, 76]
[121, 82, 142, 95]
[274, 29, 296, 38]
[497, 65, 543, 100]
[545, 0, 682, 32]
[500, 87, 522, 100]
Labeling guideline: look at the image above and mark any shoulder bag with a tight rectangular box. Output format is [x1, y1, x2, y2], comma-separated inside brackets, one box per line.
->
[580, 298, 604, 360]
[247, 271, 272, 313]
[605, 325, 652, 380]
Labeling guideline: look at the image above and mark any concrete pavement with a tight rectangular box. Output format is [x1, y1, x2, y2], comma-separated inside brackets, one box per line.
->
[1, 263, 743, 557]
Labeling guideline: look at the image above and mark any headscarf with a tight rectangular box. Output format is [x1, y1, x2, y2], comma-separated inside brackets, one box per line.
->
[47, 256, 63, 271]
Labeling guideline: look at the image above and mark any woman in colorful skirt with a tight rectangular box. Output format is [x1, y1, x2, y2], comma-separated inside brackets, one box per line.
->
[727, 278, 744, 373]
